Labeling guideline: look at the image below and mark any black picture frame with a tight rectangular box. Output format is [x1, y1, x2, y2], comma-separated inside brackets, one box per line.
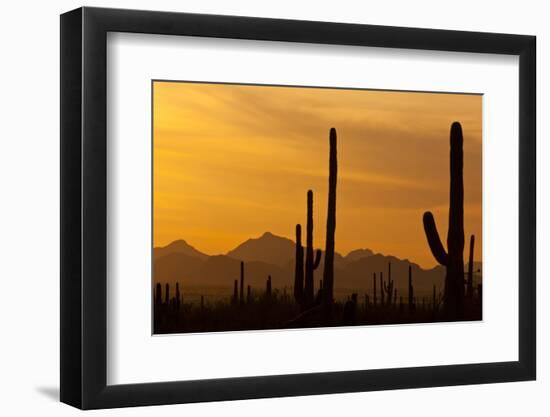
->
[60, 6, 536, 410]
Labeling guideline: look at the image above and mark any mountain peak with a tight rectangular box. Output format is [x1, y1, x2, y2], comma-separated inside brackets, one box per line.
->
[167, 239, 191, 248]
[154, 239, 208, 260]
[227, 232, 295, 267]
[345, 248, 374, 263]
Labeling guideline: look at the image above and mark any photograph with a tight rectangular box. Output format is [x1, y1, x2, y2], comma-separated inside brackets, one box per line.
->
[52, 4, 537, 412]
[152, 81, 483, 334]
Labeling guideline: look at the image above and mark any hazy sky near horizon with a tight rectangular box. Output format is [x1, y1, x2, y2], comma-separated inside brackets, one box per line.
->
[153, 81, 482, 269]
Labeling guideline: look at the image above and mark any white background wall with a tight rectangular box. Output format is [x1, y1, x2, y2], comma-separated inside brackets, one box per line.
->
[0, 0, 545, 415]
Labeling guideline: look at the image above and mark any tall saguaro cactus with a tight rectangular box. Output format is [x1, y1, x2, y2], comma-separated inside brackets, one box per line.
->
[422, 122, 465, 319]
[294, 224, 305, 305]
[466, 235, 475, 298]
[323, 128, 338, 305]
[304, 190, 322, 306]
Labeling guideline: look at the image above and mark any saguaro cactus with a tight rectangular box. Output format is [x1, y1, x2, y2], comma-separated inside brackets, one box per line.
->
[304, 190, 322, 306]
[373, 272, 377, 306]
[294, 224, 305, 305]
[164, 283, 170, 305]
[408, 265, 415, 313]
[383, 263, 394, 307]
[175, 282, 181, 310]
[239, 261, 245, 305]
[266, 275, 272, 298]
[379, 272, 384, 307]
[422, 122, 465, 318]
[155, 283, 162, 306]
[232, 279, 238, 305]
[323, 128, 338, 305]
[466, 235, 475, 298]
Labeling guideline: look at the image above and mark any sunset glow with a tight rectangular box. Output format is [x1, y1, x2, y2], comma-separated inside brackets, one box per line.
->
[153, 81, 482, 269]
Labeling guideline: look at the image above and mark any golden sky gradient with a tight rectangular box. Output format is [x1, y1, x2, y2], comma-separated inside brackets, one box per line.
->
[153, 81, 482, 269]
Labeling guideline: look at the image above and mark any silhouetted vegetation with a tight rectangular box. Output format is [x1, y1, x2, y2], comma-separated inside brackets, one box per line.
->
[154, 123, 482, 334]
[322, 128, 338, 308]
[422, 122, 468, 320]
[153, 269, 482, 334]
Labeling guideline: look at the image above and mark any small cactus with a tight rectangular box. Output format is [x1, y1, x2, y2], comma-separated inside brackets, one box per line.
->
[155, 283, 162, 306]
[175, 282, 181, 310]
[379, 272, 384, 307]
[408, 265, 415, 313]
[373, 272, 377, 306]
[239, 261, 245, 305]
[382, 263, 394, 307]
[232, 279, 238, 305]
[266, 275, 272, 298]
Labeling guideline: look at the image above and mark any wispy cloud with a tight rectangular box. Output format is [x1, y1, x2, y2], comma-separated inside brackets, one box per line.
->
[153, 81, 482, 268]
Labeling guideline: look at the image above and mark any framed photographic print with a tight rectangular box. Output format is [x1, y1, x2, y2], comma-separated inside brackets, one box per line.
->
[60, 6, 536, 409]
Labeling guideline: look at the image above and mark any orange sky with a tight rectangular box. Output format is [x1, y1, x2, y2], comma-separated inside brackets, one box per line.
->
[153, 81, 482, 269]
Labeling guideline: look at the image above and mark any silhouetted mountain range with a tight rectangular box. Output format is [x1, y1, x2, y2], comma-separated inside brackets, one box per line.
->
[153, 233, 482, 297]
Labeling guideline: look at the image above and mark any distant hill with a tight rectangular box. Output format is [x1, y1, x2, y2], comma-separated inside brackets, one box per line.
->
[344, 248, 374, 263]
[154, 239, 208, 261]
[154, 252, 204, 283]
[153, 233, 482, 298]
[226, 232, 298, 267]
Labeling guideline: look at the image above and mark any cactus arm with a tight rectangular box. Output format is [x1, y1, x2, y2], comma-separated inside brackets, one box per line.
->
[313, 249, 322, 269]
[422, 211, 449, 266]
